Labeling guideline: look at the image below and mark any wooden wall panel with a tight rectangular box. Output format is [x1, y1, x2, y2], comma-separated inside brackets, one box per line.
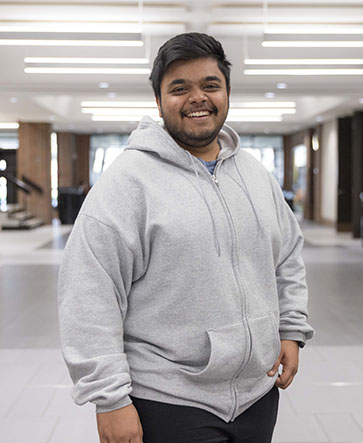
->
[75, 135, 90, 189]
[17, 122, 52, 224]
[57, 132, 75, 188]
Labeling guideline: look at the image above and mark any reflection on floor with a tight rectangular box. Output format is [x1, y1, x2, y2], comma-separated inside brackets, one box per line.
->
[0, 221, 362, 443]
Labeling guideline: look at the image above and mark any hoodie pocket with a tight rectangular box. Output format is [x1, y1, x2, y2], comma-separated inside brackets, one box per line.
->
[243, 313, 280, 379]
[179, 322, 247, 383]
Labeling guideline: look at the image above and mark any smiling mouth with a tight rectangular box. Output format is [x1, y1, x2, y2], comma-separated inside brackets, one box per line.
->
[184, 109, 215, 119]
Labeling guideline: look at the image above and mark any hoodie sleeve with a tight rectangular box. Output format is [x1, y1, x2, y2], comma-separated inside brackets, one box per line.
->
[58, 212, 136, 413]
[268, 175, 314, 346]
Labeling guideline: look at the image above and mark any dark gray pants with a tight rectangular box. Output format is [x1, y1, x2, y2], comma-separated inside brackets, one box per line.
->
[131, 386, 279, 443]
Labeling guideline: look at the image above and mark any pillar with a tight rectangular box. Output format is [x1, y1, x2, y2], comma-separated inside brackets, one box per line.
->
[17, 122, 52, 224]
[352, 111, 363, 238]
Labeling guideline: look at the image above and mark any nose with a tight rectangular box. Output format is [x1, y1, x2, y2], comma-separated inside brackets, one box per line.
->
[188, 87, 207, 104]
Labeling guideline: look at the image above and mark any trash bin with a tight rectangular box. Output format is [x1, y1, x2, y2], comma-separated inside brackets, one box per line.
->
[58, 187, 85, 224]
[282, 190, 295, 211]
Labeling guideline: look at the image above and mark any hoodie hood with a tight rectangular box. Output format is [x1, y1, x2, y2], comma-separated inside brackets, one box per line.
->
[125, 116, 240, 169]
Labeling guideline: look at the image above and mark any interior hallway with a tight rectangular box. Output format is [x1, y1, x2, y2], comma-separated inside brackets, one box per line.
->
[0, 221, 362, 443]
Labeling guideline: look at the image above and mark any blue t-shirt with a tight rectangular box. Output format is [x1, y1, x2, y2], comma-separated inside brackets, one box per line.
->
[197, 158, 217, 175]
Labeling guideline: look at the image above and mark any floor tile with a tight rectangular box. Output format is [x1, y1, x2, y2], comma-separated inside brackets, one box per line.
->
[299, 346, 325, 362]
[286, 384, 363, 414]
[44, 386, 95, 417]
[315, 413, 363, 442]
[28, 362, 69, 387]
[0, 417, 57, 443]
[0, 385, 25, 417]
[317, 346, 363, 362]
[13, 348, 64, 365]
[294, 358, 363, 386]
[6, 386, 56, 418]
[273, 414, 328, 442]
[352, 412, 363, 432]
[0, 349, 25, 363]
[49, 416, 99, 443]
[0, 363, 39, 389]
[277, 391, 297, 417]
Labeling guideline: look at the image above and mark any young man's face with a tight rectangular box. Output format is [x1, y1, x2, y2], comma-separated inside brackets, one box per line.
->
[156, 57, 230, 150]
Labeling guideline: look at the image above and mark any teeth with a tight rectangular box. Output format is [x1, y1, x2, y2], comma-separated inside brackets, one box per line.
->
[187, 111, 210, 117]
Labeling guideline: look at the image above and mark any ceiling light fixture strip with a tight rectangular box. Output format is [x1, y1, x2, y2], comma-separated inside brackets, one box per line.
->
[82, 108, 296, 116]
[24, 57, 150, 64]
[244, 68, 363, 75]
[244, 58, 363, 65]
[25, 67, 151, 74]
[80, 101, 296, 108]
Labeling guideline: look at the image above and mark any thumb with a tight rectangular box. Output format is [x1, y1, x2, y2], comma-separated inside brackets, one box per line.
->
[267, 357, 281, 377]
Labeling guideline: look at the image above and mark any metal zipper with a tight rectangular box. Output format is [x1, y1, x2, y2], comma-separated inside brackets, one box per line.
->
[203, 160, 252, 420]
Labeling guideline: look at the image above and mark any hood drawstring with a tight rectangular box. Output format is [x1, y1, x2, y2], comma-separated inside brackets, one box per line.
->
[233, 157, 264, 237]
[187, 152, 221, 257]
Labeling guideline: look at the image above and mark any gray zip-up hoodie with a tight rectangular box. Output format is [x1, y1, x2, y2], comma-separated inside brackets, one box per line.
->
[58, 116, 314, 422]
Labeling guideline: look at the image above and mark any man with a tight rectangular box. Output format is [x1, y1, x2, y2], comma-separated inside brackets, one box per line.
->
[58, 33, 314, 443]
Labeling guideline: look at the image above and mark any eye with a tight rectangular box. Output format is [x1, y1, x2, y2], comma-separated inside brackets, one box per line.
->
[171, 87, 187, 94]
[205, 84, 220, 90]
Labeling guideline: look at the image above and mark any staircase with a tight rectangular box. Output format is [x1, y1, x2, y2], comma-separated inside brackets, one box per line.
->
[0, 204, 43, 230]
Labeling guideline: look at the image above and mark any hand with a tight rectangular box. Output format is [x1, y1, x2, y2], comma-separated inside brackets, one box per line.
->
[267, 340, 299, 389]
[96, 403, 143, 443]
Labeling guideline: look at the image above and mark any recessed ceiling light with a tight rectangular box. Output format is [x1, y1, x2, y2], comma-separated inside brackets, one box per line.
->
[99, 82, 109, 89]
[276, 83, 287, 89]
[9, 97, 18, 103]
[359, 98, 363, 104]
[265, 92, 275, 98]
[108, 92, 117, 98]
[316, 116, 324, 122]
[49, 115, 56, 121]
[0, 123, 19, 129]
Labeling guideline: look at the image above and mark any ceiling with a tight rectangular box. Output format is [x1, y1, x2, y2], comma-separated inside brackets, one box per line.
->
[1, 0, 363, 135]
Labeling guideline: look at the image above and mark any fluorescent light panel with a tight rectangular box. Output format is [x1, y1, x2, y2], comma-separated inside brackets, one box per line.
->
[83, 108, 159, 116]
[1, 40, 143, 46]
[0, 26, 142, 33]
[262, 41, 363, 48]
[244, 58, 363, 65]
[83, 108, 295, 116]
[25, 67, 151, 74]
[265, 28, 363, 35]
[262, 33, 363, 48]
[82, 101, 156, 108]
[81, 101, 296, 108]
[25, 57, 149, 64]
[0, 32, 143, 47]
[244, 69, 363, 75]
[91, 115, 282, 123]
[0, 123, 19, 129]
[226, 116, 282, 122]
[232, 101, 295, 108]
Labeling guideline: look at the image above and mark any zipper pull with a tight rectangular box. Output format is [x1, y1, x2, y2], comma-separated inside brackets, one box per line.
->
[212, 174, 219, 185]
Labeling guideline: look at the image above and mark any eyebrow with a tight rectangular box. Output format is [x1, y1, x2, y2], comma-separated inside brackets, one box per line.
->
[167, 75, 223, 89]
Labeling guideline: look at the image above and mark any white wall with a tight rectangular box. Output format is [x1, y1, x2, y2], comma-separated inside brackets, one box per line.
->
[320, 119, 338, 224]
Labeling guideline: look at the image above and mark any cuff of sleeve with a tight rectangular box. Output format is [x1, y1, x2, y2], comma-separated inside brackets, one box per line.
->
[95, 395, 132, 414]
[279, 331, 306, 348]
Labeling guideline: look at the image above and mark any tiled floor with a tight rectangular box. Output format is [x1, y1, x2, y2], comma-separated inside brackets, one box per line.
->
[0, 221, 362, 443]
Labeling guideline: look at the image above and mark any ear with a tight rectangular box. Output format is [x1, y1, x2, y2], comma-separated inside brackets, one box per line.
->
[156, 96, 163, 118]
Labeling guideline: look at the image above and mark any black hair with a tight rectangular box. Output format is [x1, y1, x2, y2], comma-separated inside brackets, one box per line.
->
[149, 32, 232, 99]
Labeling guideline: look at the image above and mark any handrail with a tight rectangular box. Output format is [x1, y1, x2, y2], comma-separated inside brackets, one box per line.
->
[21, 175, 43, 194]
[0, 172, 31, 194]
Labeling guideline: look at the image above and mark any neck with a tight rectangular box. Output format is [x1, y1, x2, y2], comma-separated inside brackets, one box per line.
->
[181, 138, 220, 161]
